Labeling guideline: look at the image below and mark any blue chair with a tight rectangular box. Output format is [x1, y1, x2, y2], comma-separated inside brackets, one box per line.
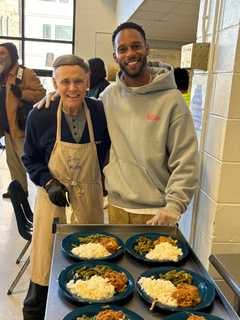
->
[7, 180, 33, 295]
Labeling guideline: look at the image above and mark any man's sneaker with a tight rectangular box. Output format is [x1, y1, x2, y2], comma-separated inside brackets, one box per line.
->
[2, 192, 10, 199]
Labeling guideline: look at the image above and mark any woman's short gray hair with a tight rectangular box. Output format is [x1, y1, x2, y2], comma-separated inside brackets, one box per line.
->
[52, 54, 89, 73]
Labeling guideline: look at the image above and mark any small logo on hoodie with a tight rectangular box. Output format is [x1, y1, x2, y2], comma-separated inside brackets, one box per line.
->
[146, 113, 160, 121]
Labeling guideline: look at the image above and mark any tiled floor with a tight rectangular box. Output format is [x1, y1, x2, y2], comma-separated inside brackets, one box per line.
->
[0, 147, 35, 320]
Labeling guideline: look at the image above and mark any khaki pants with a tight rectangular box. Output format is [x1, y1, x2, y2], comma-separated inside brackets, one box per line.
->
[5, 132, 28, 192]
[108, 204, 154, 224]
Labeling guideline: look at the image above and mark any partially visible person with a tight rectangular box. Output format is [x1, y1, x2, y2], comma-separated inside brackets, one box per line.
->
[22, 54, 110, 320]
[101, 22, 199, 226]
[87, 57, 110, 98]
[0, 42, 45, 197]
[174, 67, 190, 107]
[87, 57, 111, 199]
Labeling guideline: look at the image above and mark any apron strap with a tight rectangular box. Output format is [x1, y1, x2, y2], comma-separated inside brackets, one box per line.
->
[56, 99, 62, 142]
[83, 100, 95, 143]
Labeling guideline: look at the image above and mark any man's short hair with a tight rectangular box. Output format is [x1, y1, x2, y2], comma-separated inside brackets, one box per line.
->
[52, 54, 89, 73]
[112, 22, 146, 48]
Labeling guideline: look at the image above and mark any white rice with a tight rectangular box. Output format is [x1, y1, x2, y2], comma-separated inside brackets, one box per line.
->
[71, 242, 111, 259]
[145, 242, 183, 261]
[138, 276, 177, 307]
[67, 275, 115, 300]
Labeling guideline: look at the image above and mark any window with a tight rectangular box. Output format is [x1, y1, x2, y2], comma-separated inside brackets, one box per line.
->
[0, 0, 21, 37]
[43, 24, 51, 39]
[0, 0, 75, 75]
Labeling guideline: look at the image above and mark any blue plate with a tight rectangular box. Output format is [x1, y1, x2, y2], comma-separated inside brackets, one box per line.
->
[164, 311, 223, 319]
[63, 304, 144, 320]
[62, 231, 125, 261]
[136, 267, 215, 312]
[58, 261, 134, 305]
[125, 232, 189, 264]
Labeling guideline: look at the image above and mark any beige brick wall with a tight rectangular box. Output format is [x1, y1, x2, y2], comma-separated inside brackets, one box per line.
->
[192, 0, 240, 270]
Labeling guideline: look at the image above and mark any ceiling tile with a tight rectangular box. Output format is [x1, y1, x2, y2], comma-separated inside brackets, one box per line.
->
[131, 0, 200, 45]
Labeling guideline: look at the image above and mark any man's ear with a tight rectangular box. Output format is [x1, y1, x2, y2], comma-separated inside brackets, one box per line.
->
[52, 78, 57, 90]
[113, 52, 118, 63]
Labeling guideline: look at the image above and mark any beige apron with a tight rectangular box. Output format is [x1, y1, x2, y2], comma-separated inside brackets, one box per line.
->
[31, 99, 103, 286]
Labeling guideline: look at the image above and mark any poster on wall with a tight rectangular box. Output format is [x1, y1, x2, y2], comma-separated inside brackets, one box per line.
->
[190, 84, 203, 130]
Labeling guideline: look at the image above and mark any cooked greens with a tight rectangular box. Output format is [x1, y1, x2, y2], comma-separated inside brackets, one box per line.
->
[77, 234, 107, 244]
[160, 270, 192, 286]
[73, 265, 111, 281]
[133, 236, 155, 255]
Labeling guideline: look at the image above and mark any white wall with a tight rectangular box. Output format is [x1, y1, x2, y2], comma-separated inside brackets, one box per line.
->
[116, 0, 144, 24]
[74, 0, 116, 65]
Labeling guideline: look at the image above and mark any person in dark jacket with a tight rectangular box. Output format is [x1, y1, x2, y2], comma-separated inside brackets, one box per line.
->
[22, 54, 110, 320]
[0, 42, 45, 197]
[87, 57, 110, 98]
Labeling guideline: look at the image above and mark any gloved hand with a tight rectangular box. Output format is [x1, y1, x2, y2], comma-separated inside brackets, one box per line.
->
[11, 84, 22, 98]
[44, 178, 69, 207]
[146, 207, 181, 226]
[34, 91, 59, 109]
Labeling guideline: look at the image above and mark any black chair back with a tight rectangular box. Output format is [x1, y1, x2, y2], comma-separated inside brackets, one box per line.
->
[8, 180, 33, 241]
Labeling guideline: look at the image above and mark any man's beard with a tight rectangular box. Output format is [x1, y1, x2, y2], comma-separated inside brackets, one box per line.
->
[119, 56, 147, 78]
[0, 56, 12, 75]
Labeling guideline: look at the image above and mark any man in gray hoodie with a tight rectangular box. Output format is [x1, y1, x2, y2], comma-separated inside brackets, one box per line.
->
[100, 22, 199, 226]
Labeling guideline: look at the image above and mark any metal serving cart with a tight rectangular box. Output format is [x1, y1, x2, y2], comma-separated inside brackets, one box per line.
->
[209, 253, 240, 315]
[45, 224, 240, 319]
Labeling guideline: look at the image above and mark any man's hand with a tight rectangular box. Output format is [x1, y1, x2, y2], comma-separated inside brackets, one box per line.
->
[44, 178, 69, 207]
[146, 208, 181, 226]
[34, 91, 59, 109]
[11, 84, 22, 98]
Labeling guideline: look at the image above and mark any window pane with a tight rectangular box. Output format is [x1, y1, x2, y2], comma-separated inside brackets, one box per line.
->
[0, 39, 22, 64]
[43, 24, 51, 39]
[24, 0, 73, 41]
[0, 0, 21, 37]
[55, 25, 72, 41]
[24, 41, 72, 69]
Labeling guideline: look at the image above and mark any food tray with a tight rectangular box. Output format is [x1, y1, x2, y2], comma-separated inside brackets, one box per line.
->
[44, 224, 239, 320]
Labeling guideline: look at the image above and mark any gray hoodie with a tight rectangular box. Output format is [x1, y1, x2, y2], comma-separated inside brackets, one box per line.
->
[101, 64, 198, 213]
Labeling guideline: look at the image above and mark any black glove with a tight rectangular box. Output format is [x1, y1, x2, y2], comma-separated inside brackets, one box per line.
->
[11, 84, 22, 98]
[44, 179, 69, 207]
